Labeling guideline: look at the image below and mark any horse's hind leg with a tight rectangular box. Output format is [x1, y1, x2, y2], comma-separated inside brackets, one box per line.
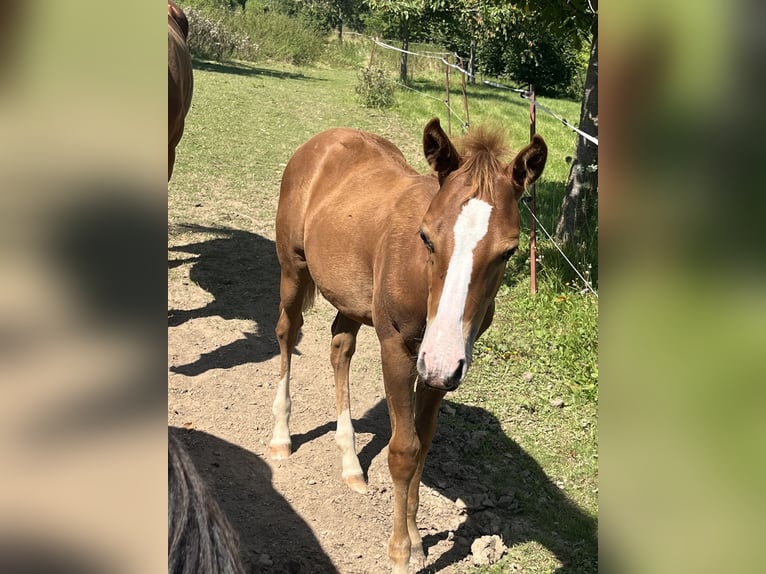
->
[330, 312, 366, 493]
[269, 265, 313, 460]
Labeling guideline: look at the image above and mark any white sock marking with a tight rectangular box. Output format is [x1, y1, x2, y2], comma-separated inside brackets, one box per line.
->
[335, 408, 363, 478]
[270, 373, 291, 447]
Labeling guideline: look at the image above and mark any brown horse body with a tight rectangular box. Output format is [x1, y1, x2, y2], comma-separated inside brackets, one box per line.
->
[270, 119, 547, 573]
[168, 1, 193, 181]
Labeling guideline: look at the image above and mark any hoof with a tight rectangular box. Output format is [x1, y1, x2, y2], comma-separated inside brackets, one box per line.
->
[343, 474, 368, 494]
[269, 443, 292, 460]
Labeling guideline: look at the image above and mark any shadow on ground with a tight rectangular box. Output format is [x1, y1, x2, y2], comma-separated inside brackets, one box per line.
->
[170, 426, 338, 574]
[168, 224, 286, 376]
[294, 398, 597, 573]
[192, 59, 326, 82]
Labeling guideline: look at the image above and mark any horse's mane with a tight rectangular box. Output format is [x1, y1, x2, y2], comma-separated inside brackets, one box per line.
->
[455, 126, 510, 202]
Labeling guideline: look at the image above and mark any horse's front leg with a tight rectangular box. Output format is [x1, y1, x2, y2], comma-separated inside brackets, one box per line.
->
[380, 337, 420, 574]
[406, 380, 446, 566]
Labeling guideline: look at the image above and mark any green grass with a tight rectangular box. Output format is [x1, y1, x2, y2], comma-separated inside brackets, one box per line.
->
[170, 51, 597, 573]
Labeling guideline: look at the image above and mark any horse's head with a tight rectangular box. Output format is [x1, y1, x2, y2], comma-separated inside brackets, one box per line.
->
[417, 118, 547, 391]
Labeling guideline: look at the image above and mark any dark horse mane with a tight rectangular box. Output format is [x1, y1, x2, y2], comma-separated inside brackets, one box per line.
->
[168, 433, 246, 574]
[454, 126, 510, 203]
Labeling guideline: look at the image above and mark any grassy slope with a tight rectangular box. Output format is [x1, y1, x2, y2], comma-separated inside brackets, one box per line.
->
[171, 57, 597, 573]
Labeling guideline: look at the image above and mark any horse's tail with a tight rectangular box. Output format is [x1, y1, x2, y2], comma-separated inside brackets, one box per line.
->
[168, 432, 246, 574]
[302, 276, 317, 313]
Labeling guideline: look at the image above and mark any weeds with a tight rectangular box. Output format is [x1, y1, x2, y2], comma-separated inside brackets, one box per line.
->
[181, 3, 325, 66]
[185, 7, 252, 61]
[355, 67, 395, 109]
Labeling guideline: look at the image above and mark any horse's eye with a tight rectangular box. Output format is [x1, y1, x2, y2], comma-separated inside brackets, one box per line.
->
[419, 230, 434, 253]
[501, 247, 518, 261]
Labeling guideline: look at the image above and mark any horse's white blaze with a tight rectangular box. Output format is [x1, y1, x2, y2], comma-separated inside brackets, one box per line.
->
[335, 408, 363, 479]
[270, 373, 292, 447]
[419, 198, 492, 382]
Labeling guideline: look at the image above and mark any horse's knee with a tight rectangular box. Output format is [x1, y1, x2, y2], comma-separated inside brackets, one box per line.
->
[387, 440, 420, 481]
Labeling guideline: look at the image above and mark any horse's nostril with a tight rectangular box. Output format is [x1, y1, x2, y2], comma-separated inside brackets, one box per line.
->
[452, 359, 465, 384]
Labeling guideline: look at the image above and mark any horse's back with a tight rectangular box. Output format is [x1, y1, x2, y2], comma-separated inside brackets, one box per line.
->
[277, 127, 415, 240]
[277, 128, 424, 324]
[168, 9, 193, 179]
[281, 128, 411, 193]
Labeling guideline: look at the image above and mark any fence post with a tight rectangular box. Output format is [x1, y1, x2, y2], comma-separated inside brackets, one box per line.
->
[368, 37, 377, 69]
[529, 83, 537, 295]
[459, 56, 470, 130]
[445, 59, 451, 135]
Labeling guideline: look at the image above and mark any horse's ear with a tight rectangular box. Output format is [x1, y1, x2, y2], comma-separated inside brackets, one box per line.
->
[508, 134, 547, 196]
[423, 118, 460, 182]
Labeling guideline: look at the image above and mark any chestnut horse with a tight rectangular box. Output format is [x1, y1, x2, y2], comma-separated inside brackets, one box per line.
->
[269, 118, 547, 573]
[168, 0, 193, 181]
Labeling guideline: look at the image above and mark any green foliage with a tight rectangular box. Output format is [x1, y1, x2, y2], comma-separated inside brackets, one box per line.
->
[474, 284, 598, 399]
[184, 0, 246, 9]
[184, 6, 252, 61]
[367, 0, 428, 20]
[355, 67, 395, 108]
[259, 0, 368, 36]
[181, 2, 326, 65]
[235, 8, 327, 65]
[489, 21, 583, 98]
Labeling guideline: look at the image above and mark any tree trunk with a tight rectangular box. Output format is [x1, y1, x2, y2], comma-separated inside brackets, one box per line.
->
[555, 34, 598, 245]
[400, 17, 409, 83]
[337, 7, 343, 44]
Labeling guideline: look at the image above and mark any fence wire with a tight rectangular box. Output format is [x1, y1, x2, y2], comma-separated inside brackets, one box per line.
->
[521, 200, 598, 297]
[371, 38, 598, 146]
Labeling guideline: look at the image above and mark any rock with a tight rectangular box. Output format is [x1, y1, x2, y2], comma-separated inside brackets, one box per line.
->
[440, 461, 461, 477]
[461, 495, 477, 509]
[550, 397, 565, 408]
[470, 534, 507, 566]
[522, 371, 534, 382]
[476, 509, 505, 533]
[459, 494, 492, 510]
[454, 535, 471, 548]
[498, 494, 520, 512]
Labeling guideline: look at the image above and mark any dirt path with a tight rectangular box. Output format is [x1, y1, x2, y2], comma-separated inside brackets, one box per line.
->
[168, 224, 494, 573]
[165, 206, 597, 574]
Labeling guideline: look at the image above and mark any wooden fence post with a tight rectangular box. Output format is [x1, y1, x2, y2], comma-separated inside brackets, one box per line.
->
[529, 83, 537, 295]
[368, 37, 377, 69]
[459, 56, 470, 130]
[445, 59, 451, 135]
